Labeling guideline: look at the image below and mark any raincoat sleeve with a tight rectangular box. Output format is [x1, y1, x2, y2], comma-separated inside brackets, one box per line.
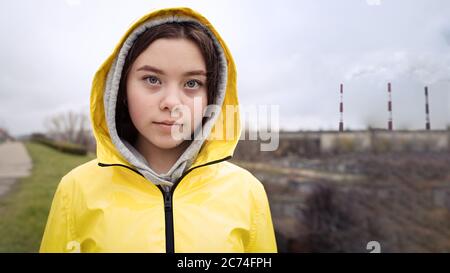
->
[39, 176, 76, 253]
[246, 181, 278, 253]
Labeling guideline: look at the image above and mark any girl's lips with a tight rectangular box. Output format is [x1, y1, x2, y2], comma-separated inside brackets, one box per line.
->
[153, 121, 181, 126]
[153, 122, 181, 132]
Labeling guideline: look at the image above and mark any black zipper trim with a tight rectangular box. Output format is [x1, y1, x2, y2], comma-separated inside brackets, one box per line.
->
[97, 162, 145, 178]
[98, 155, 232, 253]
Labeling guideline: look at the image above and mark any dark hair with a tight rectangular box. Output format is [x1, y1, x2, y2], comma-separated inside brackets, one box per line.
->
[116, 22, 221, 145]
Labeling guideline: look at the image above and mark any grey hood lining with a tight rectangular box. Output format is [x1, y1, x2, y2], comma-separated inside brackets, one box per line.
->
[104, 15, 228, 187]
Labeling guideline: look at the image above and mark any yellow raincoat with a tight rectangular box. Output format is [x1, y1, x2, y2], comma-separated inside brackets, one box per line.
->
[39, 7, 277, 253]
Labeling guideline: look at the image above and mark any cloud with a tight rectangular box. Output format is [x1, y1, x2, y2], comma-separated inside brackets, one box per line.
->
[345, 51, 450, 85]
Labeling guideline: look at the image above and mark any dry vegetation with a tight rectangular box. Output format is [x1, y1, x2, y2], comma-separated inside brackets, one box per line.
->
[232, 139, 450, 253]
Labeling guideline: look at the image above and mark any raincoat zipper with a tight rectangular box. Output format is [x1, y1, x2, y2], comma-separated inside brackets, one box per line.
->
[160, 185, 174, 253]
[98, 155, 232, 253]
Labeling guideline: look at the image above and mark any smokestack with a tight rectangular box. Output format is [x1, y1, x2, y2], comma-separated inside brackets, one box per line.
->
[425, 86, 431, 130]
[387, 82, 393, 131]
[339, 83, 344, 132]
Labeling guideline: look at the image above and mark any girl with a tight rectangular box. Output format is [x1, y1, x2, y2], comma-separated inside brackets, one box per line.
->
[40, 7, 277, 253]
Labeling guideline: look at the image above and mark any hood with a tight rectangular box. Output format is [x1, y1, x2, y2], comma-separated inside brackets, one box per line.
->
[89, 7, 241, 188]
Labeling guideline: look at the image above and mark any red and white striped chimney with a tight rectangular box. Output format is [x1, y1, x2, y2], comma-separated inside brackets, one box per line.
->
[387, 82, 393, 131]
[339, 83, 344, 132]
[425, 86, 431, 130]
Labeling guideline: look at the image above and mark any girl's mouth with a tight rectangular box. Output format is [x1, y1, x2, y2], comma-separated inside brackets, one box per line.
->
[154, 120, 181, 125]
[153, 121, 181, 132]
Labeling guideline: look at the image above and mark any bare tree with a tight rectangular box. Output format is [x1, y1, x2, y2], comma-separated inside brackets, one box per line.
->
[44, 111, 92, 146]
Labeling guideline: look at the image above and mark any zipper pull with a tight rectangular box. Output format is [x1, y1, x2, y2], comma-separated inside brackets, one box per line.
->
[163, 190, 172, 211]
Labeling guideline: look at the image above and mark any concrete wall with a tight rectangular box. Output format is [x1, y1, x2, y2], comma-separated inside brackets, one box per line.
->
[319, 130, 449, 153]
[235, 130, 450, 159]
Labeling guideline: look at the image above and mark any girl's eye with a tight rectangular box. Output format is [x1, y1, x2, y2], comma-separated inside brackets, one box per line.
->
[144, 76, 161, 85]
[185, 79, 203, 89]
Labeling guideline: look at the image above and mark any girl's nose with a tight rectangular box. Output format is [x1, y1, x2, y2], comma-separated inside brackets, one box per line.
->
[159, 86, 182, 112]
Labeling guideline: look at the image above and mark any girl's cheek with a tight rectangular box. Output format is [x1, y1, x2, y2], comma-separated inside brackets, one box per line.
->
[127, 92, 150, 121]
[127, 102, 142, 126]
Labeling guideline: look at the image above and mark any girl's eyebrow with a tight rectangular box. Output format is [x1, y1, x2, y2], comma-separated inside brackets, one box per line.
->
[136, 65, 207, 77]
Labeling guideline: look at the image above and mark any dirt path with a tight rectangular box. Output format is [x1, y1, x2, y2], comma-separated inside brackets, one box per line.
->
[0, 141, 32, 197]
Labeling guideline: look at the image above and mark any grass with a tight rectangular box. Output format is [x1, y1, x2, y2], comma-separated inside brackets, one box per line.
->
[0, 142, 94, 252]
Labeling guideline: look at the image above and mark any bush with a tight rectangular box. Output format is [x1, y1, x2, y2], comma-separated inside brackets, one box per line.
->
[30, 134, 87, 156]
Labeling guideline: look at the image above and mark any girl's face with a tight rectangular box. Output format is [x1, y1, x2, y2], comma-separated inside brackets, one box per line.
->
[126, 38, 208, 149]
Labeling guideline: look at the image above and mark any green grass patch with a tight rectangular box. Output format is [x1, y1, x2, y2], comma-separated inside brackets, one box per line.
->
[0, 142, 94, 252]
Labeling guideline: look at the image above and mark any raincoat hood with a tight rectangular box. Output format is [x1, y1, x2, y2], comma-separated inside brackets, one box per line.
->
[91, 7, 240, 187]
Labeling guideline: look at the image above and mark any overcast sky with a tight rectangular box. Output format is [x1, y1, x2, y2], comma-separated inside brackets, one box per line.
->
[0, 0, 449, 136]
